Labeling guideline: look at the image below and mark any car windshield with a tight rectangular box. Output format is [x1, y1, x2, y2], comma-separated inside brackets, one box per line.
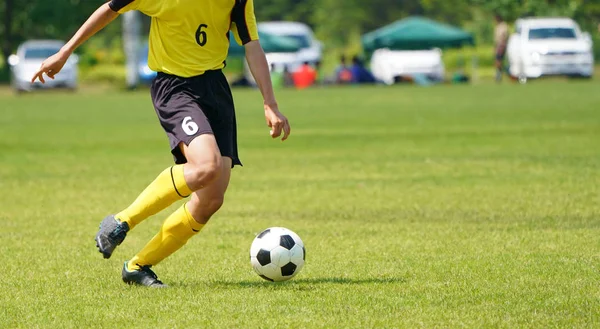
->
[24, 47, 61, 59]
[529, 28, 577, 40]
[282, 34, 311, 49]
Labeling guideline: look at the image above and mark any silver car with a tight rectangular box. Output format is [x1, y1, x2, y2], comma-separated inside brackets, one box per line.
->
[8, 40, 78, 92]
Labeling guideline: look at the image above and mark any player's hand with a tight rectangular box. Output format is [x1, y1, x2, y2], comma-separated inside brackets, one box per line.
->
[31, 51, 69, 84]
[264, 103, 291, 141]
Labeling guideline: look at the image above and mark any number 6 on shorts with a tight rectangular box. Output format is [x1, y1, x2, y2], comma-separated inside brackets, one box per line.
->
[182, 116, 199, 136]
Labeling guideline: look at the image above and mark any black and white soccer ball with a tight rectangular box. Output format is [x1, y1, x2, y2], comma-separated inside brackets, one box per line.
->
[250, 227, 305, 282]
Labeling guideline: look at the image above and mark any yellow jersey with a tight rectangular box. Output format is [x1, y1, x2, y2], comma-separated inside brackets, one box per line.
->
[109, 0, 259, 77]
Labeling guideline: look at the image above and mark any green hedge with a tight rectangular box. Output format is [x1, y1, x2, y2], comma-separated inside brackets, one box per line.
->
[79, 64, 126, 85]
[78, 37, 126, 70]
[594, 35, 600, 60]
[443, 46, 496, 71]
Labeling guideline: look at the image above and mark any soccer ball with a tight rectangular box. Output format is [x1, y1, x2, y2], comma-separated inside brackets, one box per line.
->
[250, 227, 305, 282]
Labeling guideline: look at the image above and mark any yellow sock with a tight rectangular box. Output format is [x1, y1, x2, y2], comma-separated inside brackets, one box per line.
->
[127, 203, 204, 271]
[116, 165, 192, 229]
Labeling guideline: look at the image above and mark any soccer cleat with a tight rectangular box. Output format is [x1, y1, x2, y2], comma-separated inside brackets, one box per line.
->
[122, 262, 167, 288]
[95, 215, 129, 259]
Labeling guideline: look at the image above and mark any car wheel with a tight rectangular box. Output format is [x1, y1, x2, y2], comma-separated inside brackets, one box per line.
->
[518, 76, 528, 84]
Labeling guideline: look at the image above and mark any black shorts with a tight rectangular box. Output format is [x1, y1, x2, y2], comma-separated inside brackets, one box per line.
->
[151, 70, 241, 167]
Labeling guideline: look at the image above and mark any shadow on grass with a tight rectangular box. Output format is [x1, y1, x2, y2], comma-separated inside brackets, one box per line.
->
[172, 276, 406, 289]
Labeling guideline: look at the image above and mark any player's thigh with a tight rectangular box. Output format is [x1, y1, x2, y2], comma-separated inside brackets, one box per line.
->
[179, 134, 222, 168]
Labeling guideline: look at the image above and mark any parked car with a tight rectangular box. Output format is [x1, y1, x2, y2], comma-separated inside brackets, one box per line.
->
[507, 17, 594, 81]
[244, 21, 323, 85]
[8, 40, 78, 92]
[258, 21, 323, 68]
[370, 48, 445, 85]
[138, 43, 157, 84]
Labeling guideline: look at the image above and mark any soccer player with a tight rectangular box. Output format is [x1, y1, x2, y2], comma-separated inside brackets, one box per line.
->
[31, 0, 291, 287]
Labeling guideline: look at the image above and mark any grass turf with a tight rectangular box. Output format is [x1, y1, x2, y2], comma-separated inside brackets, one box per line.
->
[0, 81, 599, 328]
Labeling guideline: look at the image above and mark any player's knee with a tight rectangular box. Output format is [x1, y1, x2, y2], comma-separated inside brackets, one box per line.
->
[202, 158, 222, 182]
[187, 158, 222, 185]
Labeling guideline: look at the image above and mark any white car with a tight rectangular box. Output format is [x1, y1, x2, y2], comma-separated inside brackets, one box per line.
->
[8, 40, 79, 92]
[370, 48, 445, 85]
[507, 17, 594, 81]
[244, 21, 323, 84]
[258, 21, 323, 68]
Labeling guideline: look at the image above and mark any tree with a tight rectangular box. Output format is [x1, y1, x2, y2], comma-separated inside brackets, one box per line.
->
[1, 0, 15, 80]
[1, 2, 101, 63]
[0, 1, 123, 81]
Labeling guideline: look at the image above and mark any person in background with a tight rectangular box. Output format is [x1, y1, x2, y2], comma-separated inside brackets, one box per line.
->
[282, 65, 295, 87]
[292, 61, 317, 89]
[494, 13, 509, 83]
[335, 55, 353, 84]
[270, 63, 284, 89]
[314, 60, 324, 85]
[350, 56, 376, 84]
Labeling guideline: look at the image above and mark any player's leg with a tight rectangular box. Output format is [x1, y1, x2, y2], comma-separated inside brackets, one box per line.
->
[95, 75, 223, 259]
[120, 70, 240, 286]
[95, 164, 194, 258]
[115, 130, 222, 227]
[122, 154, 232, 287]
[95, 137, 222, 259]
[126, 154, 231, 269]
[185, 156, 232, 224]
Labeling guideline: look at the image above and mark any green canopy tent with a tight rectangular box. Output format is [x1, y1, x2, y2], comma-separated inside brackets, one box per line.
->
[228, 31, 302, 56]
[362, 16, 475, 52]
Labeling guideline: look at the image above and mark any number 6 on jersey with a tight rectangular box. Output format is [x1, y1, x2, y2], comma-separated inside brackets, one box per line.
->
[195, 24, 208, 46]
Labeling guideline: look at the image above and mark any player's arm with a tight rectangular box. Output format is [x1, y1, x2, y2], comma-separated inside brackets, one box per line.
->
[231, 0, 290, 141]
[245, 41, 290, 141]
[31, 3, 119, 83]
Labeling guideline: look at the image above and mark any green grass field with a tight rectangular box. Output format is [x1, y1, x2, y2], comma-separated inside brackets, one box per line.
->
[1, 81, 599, 328]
